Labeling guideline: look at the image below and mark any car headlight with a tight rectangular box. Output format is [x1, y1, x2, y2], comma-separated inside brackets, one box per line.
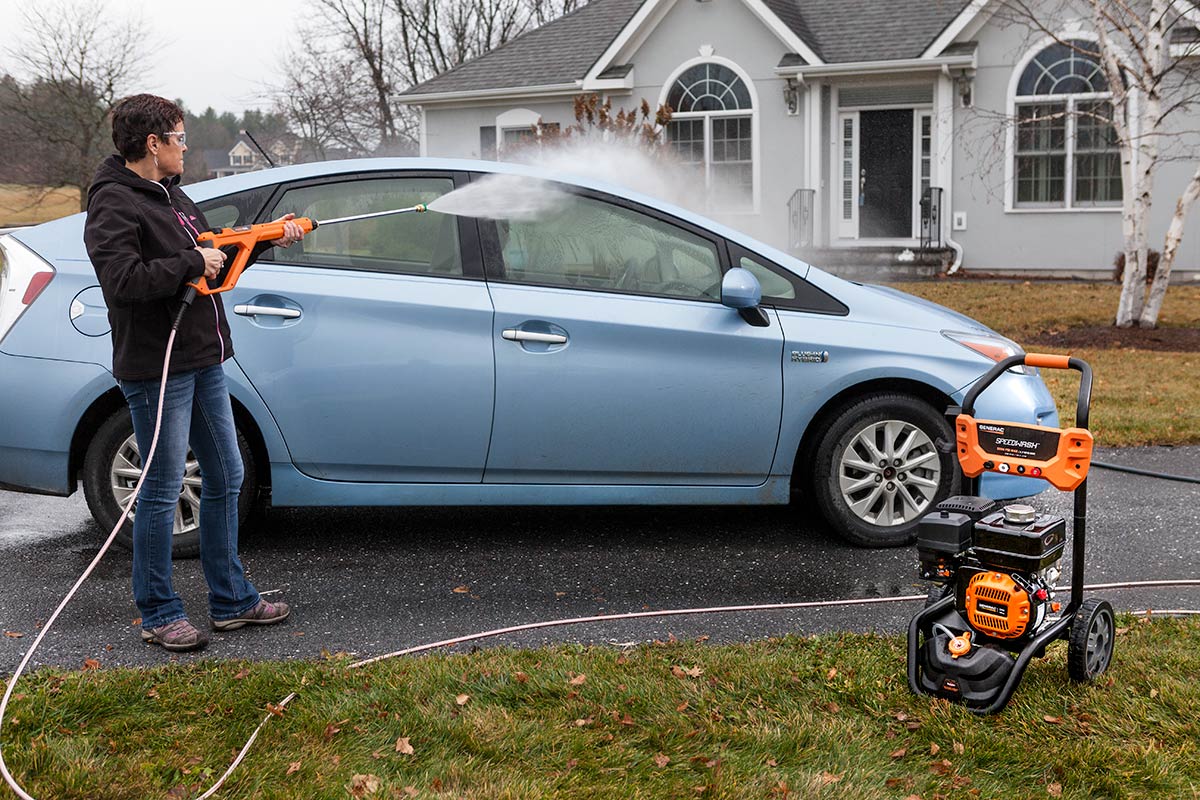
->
[941, 330, 1037, 376]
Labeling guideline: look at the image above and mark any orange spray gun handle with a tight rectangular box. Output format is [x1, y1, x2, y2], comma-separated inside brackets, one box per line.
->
[188, 217, 317, 296]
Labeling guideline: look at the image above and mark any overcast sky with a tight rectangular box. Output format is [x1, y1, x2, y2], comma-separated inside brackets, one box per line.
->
[0, 0, 300, 113]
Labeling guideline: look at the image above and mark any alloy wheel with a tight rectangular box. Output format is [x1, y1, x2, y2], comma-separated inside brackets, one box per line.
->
[110, 433, 201, 538]
[837, 419, 942, 527]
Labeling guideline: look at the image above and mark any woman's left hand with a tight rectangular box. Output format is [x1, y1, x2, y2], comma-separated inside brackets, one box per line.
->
[270, 213, 306, 248]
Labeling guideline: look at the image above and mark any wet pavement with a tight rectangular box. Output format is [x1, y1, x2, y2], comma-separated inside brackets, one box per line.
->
[1, 445, 1197, 671]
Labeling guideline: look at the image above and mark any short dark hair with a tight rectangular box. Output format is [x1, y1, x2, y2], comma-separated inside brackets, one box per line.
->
[111, 94, 184, 161]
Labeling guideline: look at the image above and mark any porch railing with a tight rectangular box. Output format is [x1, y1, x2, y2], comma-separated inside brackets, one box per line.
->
[920, 187, 944, 252]
[788, 188, 815, 251]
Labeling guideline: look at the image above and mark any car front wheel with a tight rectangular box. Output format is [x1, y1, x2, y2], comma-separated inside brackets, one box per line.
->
[811, 393, 958, 547]
[82, 408, 257, 559]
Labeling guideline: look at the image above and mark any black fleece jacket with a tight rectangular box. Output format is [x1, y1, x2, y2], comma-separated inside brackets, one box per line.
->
[83, 155, 266, 381]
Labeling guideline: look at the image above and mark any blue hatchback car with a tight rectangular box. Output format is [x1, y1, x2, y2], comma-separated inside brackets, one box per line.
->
[0, 158, 1055, 555]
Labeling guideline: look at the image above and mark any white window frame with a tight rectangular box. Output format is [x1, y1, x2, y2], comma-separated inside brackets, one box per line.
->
[496, 108, 543, 159]
[837, 111, 859, 239]
[659, 56, 761, 215]
[912, 111, 934, 237]
[1005, 33, 1126, 214]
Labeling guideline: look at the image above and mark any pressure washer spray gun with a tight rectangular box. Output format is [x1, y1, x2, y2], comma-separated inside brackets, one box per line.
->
[179, 203, 428, 306]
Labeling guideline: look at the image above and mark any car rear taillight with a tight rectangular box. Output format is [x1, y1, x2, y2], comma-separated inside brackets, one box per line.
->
[22, 270, 54, 305]
[0, 235, 56, 346]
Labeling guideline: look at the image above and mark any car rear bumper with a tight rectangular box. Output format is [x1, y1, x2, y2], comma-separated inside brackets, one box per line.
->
[0, 351, 114, 496]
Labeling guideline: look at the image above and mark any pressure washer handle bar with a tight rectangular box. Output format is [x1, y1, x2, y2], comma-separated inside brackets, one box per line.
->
[187, 217, 317, 296]
[960, 353, 1093, 429]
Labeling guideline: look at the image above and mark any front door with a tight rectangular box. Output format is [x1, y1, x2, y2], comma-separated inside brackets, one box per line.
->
[859, 109, 914, 238]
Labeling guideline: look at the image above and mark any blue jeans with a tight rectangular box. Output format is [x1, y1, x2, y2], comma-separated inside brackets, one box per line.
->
[119, 364, 260, 629]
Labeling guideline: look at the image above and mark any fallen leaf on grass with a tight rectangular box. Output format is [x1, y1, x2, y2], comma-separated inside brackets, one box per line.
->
[456, 694, 470, 706]
[820, 772, 843, 785]
[653, 754, 670, 768]
[890, 748, 907, 760]
[81, 659, 100, 671]
[402, 788, 418, 797]
[766, 758, 778, 767]
[233, 668, 250, 680]
[824, 702, 840, 714]
[1048, 783, 1063, 797]
[285, 761, 301, 776]
[1043, 715, 1062, 724]
[568, 673, 587, 686]
[573, 717, 594, 727]
[676, 701, 689, 712]
[886, 777, 914, 790]
[930, 758, 954, 776]
[323, 719, 349, 741]
[396, 737, 414, 755]
[3, 631, 23, 639]
[953, 742, 965, 755]
[514, 671, 529, 683]
[347, 773, 381, 798]
[266, 703, 286, 717]
[930, 743, 941, 756]
[671, 665, 703, 678]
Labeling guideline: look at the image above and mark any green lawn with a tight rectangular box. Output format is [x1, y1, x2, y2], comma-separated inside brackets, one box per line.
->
[3, 617, 1198, 799]
[891, 281, 1200, 447]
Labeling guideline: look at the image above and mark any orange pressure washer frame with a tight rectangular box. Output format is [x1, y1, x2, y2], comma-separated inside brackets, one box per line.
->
[955, 353, 1094, 491]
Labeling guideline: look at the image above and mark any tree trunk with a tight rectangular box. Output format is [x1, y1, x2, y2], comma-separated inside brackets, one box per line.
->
[1142, 162, 1200, 327]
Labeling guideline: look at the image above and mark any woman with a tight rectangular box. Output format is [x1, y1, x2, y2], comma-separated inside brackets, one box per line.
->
[84, 94, 304, 652]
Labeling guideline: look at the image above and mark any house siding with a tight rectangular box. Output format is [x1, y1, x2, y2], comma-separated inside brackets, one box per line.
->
[624, 0, 806, 247]
[953, 3, 1200, 273]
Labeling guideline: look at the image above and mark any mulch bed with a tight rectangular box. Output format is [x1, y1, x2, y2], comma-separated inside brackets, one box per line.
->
[1023, 325, 1200, 352]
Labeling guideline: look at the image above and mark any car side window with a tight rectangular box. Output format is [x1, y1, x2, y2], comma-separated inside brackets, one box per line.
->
[490, 194, 722, 301]
[731, 244, 849, 315]
[196, 186, 273, 230]
[267, 177, 462, 276]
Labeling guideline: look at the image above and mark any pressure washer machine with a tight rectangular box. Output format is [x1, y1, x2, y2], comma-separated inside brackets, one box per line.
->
[907, 353, 1115, 714]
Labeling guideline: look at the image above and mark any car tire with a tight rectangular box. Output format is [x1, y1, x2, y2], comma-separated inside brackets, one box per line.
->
[82, 408, 257, 559]
[811, 393, 958, 547]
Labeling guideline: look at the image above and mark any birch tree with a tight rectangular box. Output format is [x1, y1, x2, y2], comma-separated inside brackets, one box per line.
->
[996, 0, 1200, 327]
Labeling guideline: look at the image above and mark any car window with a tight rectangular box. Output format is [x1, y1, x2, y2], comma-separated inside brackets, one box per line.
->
[196, 186, 273, 230]
[738, 254, 797, 300]
[491, 194, 722, 301]
[729, 244, 849, 315]
[267, 177, 462, 276]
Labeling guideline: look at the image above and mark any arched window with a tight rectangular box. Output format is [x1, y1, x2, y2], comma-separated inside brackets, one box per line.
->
[663, 61, 756, 210]
[1013, 39, 1122, 208]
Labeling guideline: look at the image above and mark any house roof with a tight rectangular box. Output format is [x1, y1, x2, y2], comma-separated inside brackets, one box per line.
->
[401, 0, 974, 100]
[399, 0, 646, 98]
[763, 0, 974, 63]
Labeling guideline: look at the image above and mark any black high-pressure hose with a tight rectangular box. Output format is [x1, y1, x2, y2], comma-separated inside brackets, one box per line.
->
[1092, 460, 1200, 485]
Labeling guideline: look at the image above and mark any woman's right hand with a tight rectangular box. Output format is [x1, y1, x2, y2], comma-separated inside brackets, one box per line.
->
[195, 247, 227, 280]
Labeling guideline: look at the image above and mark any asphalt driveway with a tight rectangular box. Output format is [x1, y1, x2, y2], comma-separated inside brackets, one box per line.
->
[1, 445, 1197, 672]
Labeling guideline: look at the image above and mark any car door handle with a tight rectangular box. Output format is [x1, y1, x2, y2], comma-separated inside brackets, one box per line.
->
[502, 329, 567, 344]
[234, 304, 301, 319]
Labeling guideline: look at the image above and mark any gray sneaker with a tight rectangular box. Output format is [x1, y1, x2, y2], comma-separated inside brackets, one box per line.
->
[212, 599, 291, 631]
[141, 618, 210, 652]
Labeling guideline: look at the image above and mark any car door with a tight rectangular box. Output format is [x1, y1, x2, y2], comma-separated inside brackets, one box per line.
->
[480, 190, 784, 485]
[226, 172, 495, 482]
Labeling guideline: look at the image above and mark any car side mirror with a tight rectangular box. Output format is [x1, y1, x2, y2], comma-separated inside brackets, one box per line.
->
[721, 267, 770, 327]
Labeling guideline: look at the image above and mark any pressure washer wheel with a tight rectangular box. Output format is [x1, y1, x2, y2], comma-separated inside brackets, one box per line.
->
[1067, 597, 1115, 682]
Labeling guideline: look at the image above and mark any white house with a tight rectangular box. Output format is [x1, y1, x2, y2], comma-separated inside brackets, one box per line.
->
[398, 0, 1200, 280]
